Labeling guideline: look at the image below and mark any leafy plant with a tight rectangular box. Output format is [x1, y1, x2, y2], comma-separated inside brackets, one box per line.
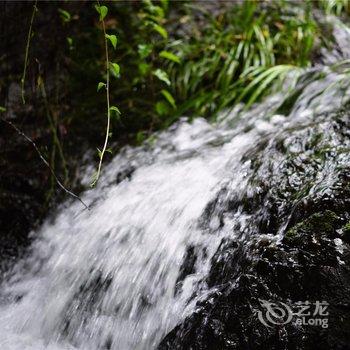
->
[166, 1, 316, 118]
[135, 0, 178, 116]
[12, 0, 350, 198]
[321, 0, 349, 15]
[91, 2, 121, 187]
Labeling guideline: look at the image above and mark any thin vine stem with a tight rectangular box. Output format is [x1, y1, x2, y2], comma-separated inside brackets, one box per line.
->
[21, 0, 38, 104]
[92, 1, 111, 187]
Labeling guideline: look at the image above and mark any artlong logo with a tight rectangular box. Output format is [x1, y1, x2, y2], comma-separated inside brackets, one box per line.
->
[257, 299, 329, 329]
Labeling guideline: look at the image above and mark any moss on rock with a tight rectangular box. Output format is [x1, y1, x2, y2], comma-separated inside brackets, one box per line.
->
[342, 221, 350, 244]
[284, 210, 339, 246]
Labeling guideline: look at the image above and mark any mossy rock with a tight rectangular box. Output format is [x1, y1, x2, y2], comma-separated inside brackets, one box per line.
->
[342, 221, 350, 244]
[284, 210, 339, 247]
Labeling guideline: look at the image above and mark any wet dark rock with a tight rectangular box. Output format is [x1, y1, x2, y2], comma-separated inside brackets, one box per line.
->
[161, 214, 350, 349]
[342, 222, 350, 244]
[206, 239, 245, 288]
[283, 210, 340, 245]
[115, 165, 135, 184]
[159, 108, 350, 349]
[59, 270, 114, 341]
[176, 245, 198, 293]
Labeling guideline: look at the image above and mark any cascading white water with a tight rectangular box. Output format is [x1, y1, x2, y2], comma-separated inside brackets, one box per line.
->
[1, 26, 350, 349]
[0, 116, 257, 350]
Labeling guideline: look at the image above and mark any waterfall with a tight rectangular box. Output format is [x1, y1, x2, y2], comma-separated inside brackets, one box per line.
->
[1, 27, 350, 350]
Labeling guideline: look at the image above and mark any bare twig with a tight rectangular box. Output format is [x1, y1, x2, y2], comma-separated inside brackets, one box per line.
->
[0, 118, 89, 210]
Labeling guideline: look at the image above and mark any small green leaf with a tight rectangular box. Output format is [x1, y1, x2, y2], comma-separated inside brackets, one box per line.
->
[110, 105, 121, 116]
[90, 172, 98, 187]
[155, 101, 170, 116]
[159, 51, 180, 64]
[95, 4, 108, 21]
[152, 23, 168, 39]
[0, 106, 6, 112]
[109, 62, 120, 77]
[161, 89, 176, 109]
[138, 44, 153, 59]
[138, 62, 150, 76]
[154, 6, 165, 18]
[58, 8, 71, 22]
[153, 69, 170, 86]
[136, 131, 146, 144]
[97, 82, 106, 91]
[106, 147, 113, 154]
[66, 37, 73, 48]
[105, 34, 117, 50]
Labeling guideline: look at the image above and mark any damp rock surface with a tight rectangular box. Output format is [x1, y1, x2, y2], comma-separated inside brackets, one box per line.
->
[159, 107, 350, 350]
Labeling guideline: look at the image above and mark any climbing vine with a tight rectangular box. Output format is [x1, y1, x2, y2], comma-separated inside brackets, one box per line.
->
[91, 2, 121, 187]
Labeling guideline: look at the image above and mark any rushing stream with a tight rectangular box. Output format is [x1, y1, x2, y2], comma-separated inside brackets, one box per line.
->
[1, 21, 350, 350]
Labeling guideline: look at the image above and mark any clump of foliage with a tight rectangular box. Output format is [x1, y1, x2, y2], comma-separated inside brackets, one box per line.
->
[105, 0, 180, 142]
[5, 0, 350, 199]
[100, 0, 350, 136]
[166, 1, 316, 117]
[321, 0, 350, 15]
[60, 0, 350, 146]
